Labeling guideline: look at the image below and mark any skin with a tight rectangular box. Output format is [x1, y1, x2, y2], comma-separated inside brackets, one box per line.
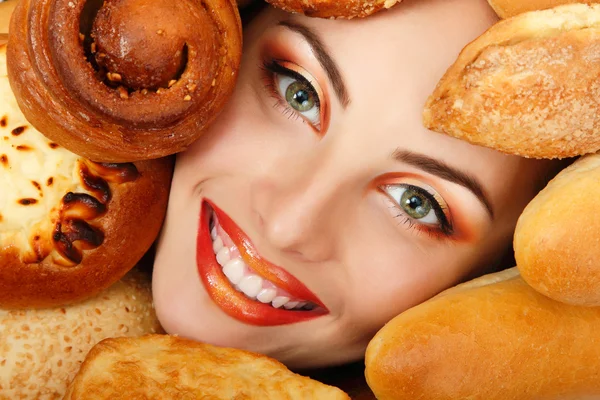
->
[153, 0, 559, 369]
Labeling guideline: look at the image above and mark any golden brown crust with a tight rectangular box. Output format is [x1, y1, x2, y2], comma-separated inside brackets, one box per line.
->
[7, 0, 242, 162]
[0, 159, 172, 309]
[487, 0, 600, 18]
[0, 268, 163, 400]
[64, 334, 351, 399]
[265, 0, 401, 19]
[515, 153, 600, 306]
[365, 270, 600, 400]
[424, 3, 600, 159]
[0, 44, 173, 308]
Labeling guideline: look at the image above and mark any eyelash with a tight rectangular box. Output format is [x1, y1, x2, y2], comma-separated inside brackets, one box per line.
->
[260, 60, 452, 239]
[260, 59, 322, 131]
[381, 184, 454, 239]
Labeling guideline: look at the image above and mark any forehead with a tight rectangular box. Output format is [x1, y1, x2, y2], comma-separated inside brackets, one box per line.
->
[265, 3, 549, 214]
[289, 0, 498, 100]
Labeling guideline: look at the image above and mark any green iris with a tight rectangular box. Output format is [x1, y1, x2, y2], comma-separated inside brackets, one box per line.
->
[285, 81, 315, 112]
[400, 188, 432, 219]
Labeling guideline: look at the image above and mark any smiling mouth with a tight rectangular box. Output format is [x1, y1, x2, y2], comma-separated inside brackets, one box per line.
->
[196, 200, 328, 326]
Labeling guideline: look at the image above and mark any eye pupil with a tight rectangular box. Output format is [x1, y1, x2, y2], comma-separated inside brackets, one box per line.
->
[401, 189, 431, 219]
[286, 81, 314, 112]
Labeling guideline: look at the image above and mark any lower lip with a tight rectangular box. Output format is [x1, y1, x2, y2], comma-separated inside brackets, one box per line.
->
[196, 201, 327, 326]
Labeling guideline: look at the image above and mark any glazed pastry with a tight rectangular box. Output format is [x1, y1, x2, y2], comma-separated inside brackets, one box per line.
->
[487, 0, 600, 18]
[7, 0, 242, 162]
[64, 334, 350, 399]
[0, 44, 173, 308]
[265, 0, 402, 18]
[0, 268, 162, 400]
[365, 268, 600, 400]
[515, 153, 600, 307]
[424, 3, 600, 159]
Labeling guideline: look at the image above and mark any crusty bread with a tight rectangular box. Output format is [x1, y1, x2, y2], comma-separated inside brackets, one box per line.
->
[0, 44, 173, 308]
[487, 0, 600, 18]
[515, 153, 600, 306]
[365, 268, 600, 400]
[0, 268, 162, 400]
[63, 334, 350, 400]
[265, 0, 401, 19]
[424, 3, 600, 159]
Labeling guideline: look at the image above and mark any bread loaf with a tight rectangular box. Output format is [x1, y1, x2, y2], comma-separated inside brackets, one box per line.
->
[365, 268, 600, 400]
[515, 153, 600, 306]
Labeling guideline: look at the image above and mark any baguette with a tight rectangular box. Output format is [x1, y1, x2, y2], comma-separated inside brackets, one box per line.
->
[365, 268, 600, 400]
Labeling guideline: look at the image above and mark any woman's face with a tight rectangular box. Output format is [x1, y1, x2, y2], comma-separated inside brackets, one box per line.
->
[153, 0, 555, 368]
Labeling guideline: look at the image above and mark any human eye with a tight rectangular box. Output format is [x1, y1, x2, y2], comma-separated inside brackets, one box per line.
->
[261, 59, 324, 132]
[381, 184, 453, 237]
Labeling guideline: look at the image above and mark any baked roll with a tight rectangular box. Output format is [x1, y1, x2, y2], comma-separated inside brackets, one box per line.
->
[0, 268, 162, 400]
[515, 152, 600, 307]
[0, 44, 173, 308]
[7, 0, 242, 162]
[487, 0, 600, 18]
[365, 268, 600, 400]
[64, 334, 350, 399]
[424, 3, 600, 159]
[265, 0, 402, 18]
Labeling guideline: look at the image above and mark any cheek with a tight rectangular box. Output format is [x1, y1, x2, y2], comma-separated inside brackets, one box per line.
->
[342, 232, 485, 332]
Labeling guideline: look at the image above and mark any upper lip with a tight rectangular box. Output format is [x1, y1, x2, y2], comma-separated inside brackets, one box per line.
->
[207, 199, 327, 310]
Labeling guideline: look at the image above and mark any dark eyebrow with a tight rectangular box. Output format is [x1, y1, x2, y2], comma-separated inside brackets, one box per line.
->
[393, 149, 495, 219]
[278, 20, 351, 108]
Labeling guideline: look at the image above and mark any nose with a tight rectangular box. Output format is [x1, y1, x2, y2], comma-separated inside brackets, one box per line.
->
[250, 155, 344, 262]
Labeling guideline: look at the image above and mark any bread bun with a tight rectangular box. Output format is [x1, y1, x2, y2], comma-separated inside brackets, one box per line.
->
[424, 3, 600, 159]
[0, 268, 162, 400]
[64, 334, 350, 399]
[265, 0, 402, 19]
[515, 153, 600, 306]
[487, 0, 600, 18]
[7, 0, 242, 162]
[0, 44, 173, 308]
[365, 268, 600, 400]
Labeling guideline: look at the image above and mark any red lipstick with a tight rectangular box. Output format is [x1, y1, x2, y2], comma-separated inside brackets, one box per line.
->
[196, 200, 327, 326]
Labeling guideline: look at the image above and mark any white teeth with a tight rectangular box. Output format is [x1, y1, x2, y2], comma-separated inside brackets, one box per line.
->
[212, 237, 224, 253]
[284, 301, 299, 310]
[238, 275, 263, 299]
[222, 259, 245, 285]
[210, 218, 316, 311]
[271, 296, 290, 309]
[256, 288, 277, 304]
[216, 247, 231, 266]
[296, 301, 307, 309]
